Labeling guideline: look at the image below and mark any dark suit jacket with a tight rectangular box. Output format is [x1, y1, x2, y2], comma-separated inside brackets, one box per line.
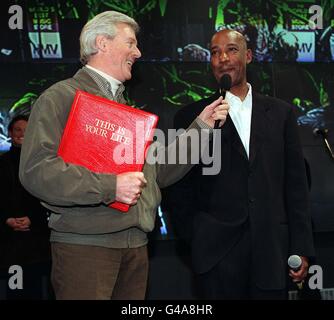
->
[170, 91, 315, 290]
[0, 146, 50, 268]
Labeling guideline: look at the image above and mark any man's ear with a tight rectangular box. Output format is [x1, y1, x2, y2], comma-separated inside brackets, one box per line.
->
[95, 35, 108, 52]
[246, 48, 252, 64]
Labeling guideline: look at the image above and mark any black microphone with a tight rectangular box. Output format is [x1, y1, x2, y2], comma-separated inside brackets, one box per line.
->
[214, 74, 232, 129]
[313, 127, 334, 160]
[313, 127, 328, 138]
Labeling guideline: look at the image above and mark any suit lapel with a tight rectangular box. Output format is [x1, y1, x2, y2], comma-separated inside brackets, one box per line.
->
[223, 115, 248, 161]
[249, 93, 269, 166]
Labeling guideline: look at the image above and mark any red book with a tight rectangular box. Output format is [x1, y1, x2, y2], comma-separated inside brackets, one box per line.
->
[58, 90, 159, 212]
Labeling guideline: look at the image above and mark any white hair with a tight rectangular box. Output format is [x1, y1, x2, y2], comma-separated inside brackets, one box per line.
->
[79, 11, 139, 65]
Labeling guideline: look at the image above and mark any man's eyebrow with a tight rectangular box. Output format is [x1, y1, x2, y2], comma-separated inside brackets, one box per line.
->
[210, 43, 239, 49]
[127, 36, 137, 43]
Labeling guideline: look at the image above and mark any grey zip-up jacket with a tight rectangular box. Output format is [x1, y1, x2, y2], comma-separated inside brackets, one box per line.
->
[19, 68, 212, 241]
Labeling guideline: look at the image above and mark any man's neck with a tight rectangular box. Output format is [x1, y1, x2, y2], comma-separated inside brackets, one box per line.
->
[86, 64, 120, 84]
[229, 82, 249, 101]
[86, 64, 122, 96]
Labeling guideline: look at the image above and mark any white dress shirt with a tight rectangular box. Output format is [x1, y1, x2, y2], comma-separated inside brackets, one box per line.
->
[225, 83, 253, 158]
[86, 64, 121, 96]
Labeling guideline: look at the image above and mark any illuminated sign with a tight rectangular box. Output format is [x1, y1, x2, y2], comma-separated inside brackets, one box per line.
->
[294, 31, 315, 62]
[27, 4, 63, 59]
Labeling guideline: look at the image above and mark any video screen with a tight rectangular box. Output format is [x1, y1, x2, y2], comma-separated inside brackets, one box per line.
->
[1, 0, 333, 63]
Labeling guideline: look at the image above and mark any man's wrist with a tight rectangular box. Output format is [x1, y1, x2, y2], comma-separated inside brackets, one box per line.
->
[195, 117, 213, 131]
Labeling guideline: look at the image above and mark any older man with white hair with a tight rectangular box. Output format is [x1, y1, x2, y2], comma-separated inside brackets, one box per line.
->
[19, 11, 229, 300]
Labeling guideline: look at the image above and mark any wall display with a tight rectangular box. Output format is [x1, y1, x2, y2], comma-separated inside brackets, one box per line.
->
[1, 0, 333, 63]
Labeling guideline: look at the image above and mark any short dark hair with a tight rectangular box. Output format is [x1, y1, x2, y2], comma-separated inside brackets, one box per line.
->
[8, 115, 29, 132]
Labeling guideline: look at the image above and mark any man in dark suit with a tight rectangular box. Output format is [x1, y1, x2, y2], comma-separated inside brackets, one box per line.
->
[170, 29, 315, 299]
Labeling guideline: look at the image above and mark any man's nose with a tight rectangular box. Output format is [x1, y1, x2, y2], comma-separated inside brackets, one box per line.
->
[220, 51, 229, 62]
[134, 46, 141, 59]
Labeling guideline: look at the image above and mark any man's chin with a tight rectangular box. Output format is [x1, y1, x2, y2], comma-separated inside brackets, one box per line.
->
[13, 143, 23, 147]
[216, 71, 234, 82]
[222, 71, 234, 79]
[122, 73, 132, 82]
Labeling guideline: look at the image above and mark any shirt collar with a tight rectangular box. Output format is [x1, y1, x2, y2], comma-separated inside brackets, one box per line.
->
[86, 64, 121, 96]
[226, 83, 252, 104]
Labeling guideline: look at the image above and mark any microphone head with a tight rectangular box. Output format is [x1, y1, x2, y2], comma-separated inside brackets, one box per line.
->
[220, 74, 232, 91]
[313, 127, 329, 137]
[288, 255, 302, 270]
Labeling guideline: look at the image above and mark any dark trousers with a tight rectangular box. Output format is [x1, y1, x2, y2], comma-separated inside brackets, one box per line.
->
[196, 226, 288, 300]
[51, 242, 148, 300]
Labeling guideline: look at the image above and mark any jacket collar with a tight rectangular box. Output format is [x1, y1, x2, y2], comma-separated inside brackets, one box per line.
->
[72, 67, 109, 99]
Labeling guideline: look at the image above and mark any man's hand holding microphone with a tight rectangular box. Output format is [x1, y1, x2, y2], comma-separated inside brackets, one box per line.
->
[288, 255, 310, 288]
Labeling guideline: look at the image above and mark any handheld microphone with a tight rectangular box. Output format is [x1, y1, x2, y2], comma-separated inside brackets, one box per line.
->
[288, 255, 304, 290]
[288, 255, 302, 272]
[313, 127, 334, 160]
[214, 74, 232, 129]
[313, 127, 328, 138]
